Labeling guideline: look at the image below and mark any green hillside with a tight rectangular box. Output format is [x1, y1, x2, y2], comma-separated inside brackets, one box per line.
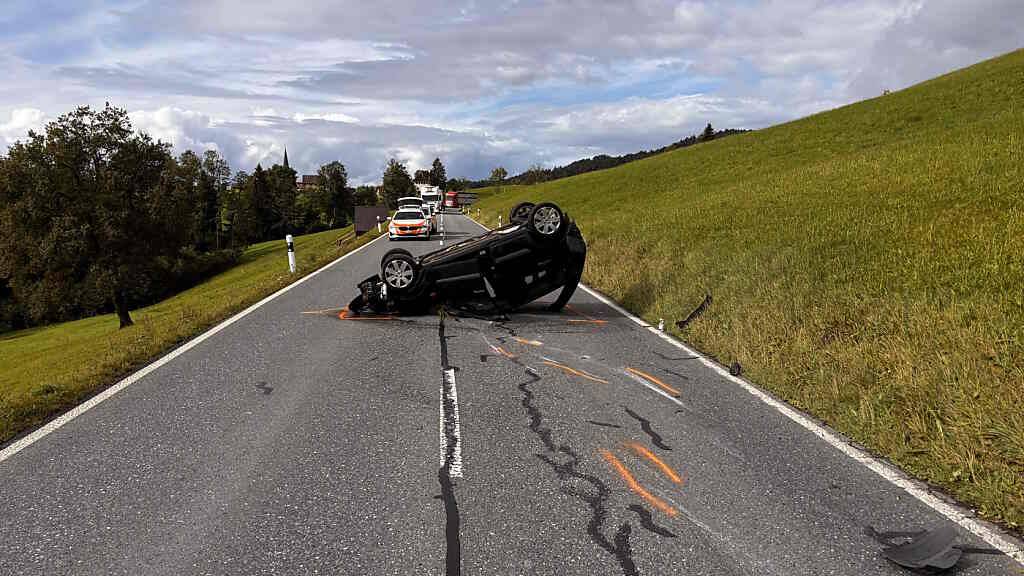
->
[474, 49, 1024, 529]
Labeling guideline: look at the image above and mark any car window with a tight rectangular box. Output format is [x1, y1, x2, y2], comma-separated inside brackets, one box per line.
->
[394, 211, 423, 220]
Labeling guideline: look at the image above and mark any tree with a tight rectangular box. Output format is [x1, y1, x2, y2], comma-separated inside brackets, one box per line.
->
[250, 164, 275, 241]
[489, 166, 508, 182]
[267, 163, 298, 236]
[521, 163, 546, 185]
[201, 149, 231, 249]
[0, 104, 178, 328]
[381, 158, 415, 209]
[413, 169, 431, 184]
[429, 157, 447, 190]
[701, 122, 715, 141]
[317, 161, 350, 227]
[354, 185, 379, 206]
[447, 178, 470, 191]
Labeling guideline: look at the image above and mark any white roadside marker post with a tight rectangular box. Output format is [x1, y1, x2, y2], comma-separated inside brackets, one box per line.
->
[377, 216, 382, 234]
[286, 234, 296, 273]
[498, 215, 502, 227]
[658, 318, 665, 331]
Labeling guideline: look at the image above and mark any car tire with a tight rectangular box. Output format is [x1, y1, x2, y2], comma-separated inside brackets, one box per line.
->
[526, 202, 566, 241]
[509, 202, 535, 224]
[381, 249, 420, 293]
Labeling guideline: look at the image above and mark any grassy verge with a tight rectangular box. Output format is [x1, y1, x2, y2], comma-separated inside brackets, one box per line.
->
[473, 50, 1024, 529]
[0, 226, 379, 445]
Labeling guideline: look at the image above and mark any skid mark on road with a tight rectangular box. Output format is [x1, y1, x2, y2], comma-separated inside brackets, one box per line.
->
[508, 362, 639, 575]
[627, 442, 683, 485]
[602, 449, 678, 517]
[627, 504, 677, 538]
[624, 407, 672, 451]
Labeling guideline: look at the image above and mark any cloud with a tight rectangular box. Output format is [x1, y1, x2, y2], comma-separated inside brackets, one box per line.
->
[0, 108, 46, 146]
[1, 0, 1022, 181]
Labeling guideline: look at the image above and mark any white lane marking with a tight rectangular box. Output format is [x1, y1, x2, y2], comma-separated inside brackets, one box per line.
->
[622, 368, 686, 408]
[439, 368, 464, 477]
[579, 283, 1024, 564]
[464, 215, 1024, 563]
[0, 233, 388, 466]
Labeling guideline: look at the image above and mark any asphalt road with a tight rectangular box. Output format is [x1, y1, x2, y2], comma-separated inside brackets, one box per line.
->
[1, 213, 1020, 575]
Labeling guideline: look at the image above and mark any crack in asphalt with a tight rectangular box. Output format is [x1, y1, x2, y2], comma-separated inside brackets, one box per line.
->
[438, 314, 462, 576]
[623, 407, 672, 451]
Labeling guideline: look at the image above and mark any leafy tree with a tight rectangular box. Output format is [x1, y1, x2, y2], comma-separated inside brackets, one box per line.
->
[429, 157, 447, 190]
[317, 161, 350, 227]
[413, 169, 431, 184]
[382, 158, 415, 209]
[520, 163, 546, 185]
[489, 166, 508, 182]
[219, 176, 256, 249]
[0, 104, 177, 328]
[250, 164, 275, 240]
[447, 178, 470, 191]
[701, 122, 715, 141]
[354, 185, 380, 206]
[201, 149, 230, 249]
[267, 164, 298, 237]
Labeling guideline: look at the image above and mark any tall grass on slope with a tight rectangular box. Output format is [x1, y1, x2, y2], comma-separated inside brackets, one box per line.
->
[474, 49, 1024, 530]
[0, 227, 378, 445]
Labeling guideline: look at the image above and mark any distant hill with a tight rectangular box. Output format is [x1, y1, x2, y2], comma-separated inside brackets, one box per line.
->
[464, 127, 750, 189]
[472, 49, 1024, 531]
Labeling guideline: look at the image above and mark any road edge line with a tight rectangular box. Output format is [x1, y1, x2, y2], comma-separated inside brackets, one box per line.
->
[465, 214, 1023, 563]
[0, 232, 387, 465]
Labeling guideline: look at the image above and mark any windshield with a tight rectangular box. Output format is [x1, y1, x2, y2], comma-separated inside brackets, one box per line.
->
[394, 211, 423, 221]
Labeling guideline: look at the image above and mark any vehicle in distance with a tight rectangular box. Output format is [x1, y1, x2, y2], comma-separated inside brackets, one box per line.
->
[388, 208, 431, 241]
[416, 183, 441, 214]
[397, 196, 436, 231]
[350, 202, 585, 315]
[443, 190, 459, 213]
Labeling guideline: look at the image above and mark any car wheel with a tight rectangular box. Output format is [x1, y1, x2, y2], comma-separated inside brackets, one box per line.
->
[509, 202, 535, 224]
[527, 202, 566, 241]
[381, 250, 420, 293]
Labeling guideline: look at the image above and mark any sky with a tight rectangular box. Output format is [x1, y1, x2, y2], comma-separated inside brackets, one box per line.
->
[0, 0, 1021, 184]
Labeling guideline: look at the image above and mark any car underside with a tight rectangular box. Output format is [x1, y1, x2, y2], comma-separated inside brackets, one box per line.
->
[348, 202, 586, 316]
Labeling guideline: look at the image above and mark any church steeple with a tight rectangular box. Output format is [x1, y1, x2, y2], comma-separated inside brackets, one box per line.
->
[283, 146, 290, 169]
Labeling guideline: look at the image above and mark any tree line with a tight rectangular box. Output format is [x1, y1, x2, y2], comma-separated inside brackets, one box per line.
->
[471, 124, 750, 188]
[0, 104, 354, 332]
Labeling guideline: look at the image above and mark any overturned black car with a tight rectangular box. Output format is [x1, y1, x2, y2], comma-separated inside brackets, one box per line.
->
[349, 202, 586, 316]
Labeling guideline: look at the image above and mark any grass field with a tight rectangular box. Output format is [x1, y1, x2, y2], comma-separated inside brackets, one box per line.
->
[0, 226, 379, 445]
[472, 50, 1024, 530]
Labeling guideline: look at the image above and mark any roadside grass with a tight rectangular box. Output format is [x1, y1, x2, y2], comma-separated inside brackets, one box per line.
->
[0, 226, 378, 445]
[473, 49, 1024, 529]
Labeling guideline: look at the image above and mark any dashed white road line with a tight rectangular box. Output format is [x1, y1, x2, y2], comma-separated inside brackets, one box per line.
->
[465, 215, 1023, 564]
[439, 367, 464, 477]
[0, 233, 388, 466]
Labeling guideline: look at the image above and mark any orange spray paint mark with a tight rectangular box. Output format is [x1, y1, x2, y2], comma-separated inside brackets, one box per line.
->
[490, 345, 516, 359]
[625, 367, 680, 397]
[627, 442, 683, 484]
[512, 337, 543, 347]
[567, 319, 608, 325]
[542, 360, 609, 384]
[337, 307, 396, 321]
[601, 449, 677, 516]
